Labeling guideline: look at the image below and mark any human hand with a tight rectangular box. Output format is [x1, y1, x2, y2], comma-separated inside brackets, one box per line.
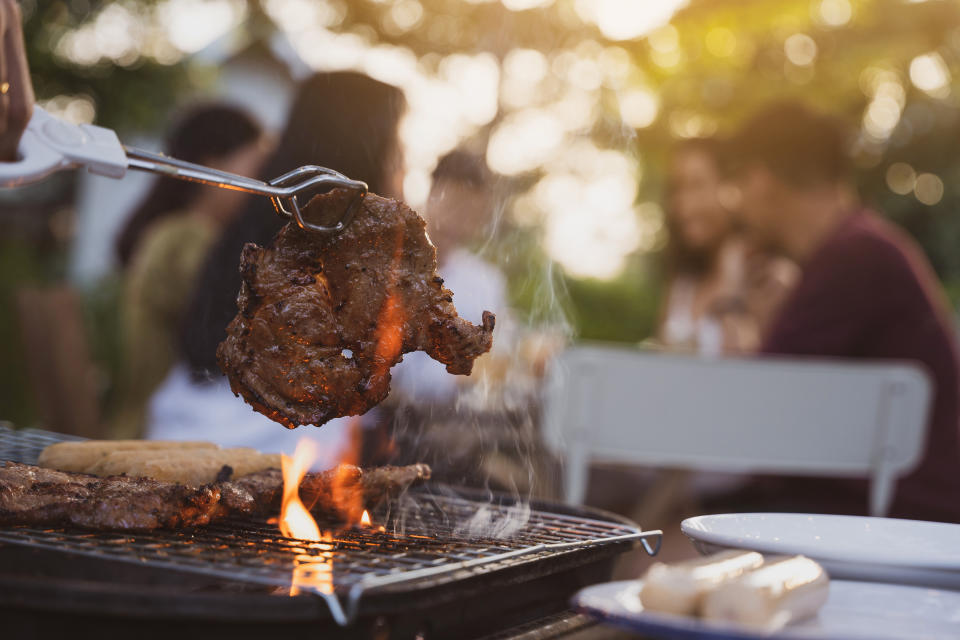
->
[0, 0, 34, 161]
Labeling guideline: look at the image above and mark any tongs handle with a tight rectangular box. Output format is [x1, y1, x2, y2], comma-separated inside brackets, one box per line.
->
[0, 106, 128, 186]
[0, 107, 368, 235]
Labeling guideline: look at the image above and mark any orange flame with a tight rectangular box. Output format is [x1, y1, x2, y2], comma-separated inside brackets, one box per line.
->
[280, 440, 335, 596]
[326, 418, 366, 525]
[280, 439, 322, 541]
[360, 510, 371, 526]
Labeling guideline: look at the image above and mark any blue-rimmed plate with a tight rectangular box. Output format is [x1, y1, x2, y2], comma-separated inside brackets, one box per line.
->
[572, 579, 960, 640]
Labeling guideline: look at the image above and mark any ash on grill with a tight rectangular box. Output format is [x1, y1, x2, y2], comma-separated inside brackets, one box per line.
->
[0, 425, 661, 638]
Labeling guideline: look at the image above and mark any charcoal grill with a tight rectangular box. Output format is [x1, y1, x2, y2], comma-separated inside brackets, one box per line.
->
[0, 425, 661, 639]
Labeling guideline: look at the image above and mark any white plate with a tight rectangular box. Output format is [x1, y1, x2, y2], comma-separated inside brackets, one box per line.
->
[572, 579, 960, 640]
[681, 513, 960, 589]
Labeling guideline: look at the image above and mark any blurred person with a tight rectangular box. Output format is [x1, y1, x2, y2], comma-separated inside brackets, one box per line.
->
[660, 138, 796, 355]
[0, 0, 32, 162]
[110, 104, 266, 438]
[631, 138, 798, 525]
[385, 150, 547, 491]
[146, 72, 406, 462]
[727, 101, 960, 522]
[390, 150, 511, 402]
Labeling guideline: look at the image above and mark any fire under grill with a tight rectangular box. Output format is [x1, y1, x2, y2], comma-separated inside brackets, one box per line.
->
[0, 425, 661, 634]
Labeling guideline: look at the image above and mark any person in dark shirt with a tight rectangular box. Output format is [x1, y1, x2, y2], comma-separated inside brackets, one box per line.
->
[726, 102, 960, 523]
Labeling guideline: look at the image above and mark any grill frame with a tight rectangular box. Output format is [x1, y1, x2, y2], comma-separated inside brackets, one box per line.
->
[0, 426, 661, 627]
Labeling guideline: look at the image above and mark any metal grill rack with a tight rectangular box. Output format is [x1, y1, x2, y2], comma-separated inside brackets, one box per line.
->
[0, 422, 84, 460]
[0, 425, 662, 626]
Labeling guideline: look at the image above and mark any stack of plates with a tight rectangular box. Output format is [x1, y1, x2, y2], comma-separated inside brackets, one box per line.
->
[572, 514, 960, 639]
[681, 513, 960, 589]
[572, 578, 960, 640]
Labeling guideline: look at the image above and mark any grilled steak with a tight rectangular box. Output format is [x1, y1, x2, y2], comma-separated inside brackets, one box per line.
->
[0, 462, 221, 530]
[0, 461, 430, 531]
[220, 463, 430, 523]
[216, 188, 496, 428]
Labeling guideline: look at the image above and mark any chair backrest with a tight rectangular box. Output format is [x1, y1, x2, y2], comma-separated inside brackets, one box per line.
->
[543, 344, 933, 516]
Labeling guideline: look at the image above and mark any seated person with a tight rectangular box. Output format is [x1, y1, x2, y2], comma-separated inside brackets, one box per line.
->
[146, 72, 407, 465]
[383, 152, 547, 491]
[111, 104, 266, 438]
[659, 138, 796, 355]
[725, 102, 960, 523]
[390, 150, 511, 402]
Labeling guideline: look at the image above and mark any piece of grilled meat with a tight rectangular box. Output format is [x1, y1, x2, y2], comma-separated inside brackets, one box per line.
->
[217, 189, 496, 428]
[218, 462, 431, 521]
[0, 461, 430, 531]
[0, 462, 221, 530]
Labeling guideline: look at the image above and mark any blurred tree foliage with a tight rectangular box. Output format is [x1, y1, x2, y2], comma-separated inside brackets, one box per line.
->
[4, 1, 194, 425]
[631, 0, 960, 294]
[331, 0, 960, 327]
[8, 0, 960, 427]
[22, 0, 193, 131]
[24, 0, 960, 337]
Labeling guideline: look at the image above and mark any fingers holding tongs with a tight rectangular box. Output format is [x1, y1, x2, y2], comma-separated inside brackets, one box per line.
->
[0, 0, 36, 161]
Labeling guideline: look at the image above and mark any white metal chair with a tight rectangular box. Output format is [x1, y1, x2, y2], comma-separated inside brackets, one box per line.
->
[543, 344, 933, 517]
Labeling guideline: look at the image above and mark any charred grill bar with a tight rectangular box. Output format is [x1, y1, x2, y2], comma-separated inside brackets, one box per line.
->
[0, 426, 661, 638]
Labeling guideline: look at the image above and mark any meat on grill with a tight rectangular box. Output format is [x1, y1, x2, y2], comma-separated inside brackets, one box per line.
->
[219, 462, 432, 521]
[0, 462, 222, 530]
[216, 189, 496, 428]
[0, 461, 430, 531]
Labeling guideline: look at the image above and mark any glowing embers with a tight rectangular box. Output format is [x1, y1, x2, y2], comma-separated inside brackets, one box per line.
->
[290, 542, 335, 597]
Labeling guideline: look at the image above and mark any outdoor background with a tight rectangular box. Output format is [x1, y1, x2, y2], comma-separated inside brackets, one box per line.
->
[3, 0, 960, 427]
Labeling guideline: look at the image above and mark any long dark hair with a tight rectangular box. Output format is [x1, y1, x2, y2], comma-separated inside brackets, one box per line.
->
[181, 72, 407, 376]
[664, 137, 728, 276]
[115, 104, 262, 267]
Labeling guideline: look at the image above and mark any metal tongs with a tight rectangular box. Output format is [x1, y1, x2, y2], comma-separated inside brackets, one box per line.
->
[0, 107, 367, 234]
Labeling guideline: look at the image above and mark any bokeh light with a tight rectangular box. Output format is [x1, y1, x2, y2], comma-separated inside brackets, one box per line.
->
[784, 33, 817, 66]
[160, 0, 247, 53]
[705, 27, 737, 58]
[909, 53, 951, 98]
[816, 0, 852, 27]
[57, 3, 149, 66]
[502, 0, 554, 10]
[574, 0, 688, 42]
[263, 0, 345, 33]
[617, 88, 659, 129]
[502, 49, 549, 108]
[487, 109, 565, 175]
[383, 0, 425, 34]
[885, 162, 917, 195]
[39, 95, 97, 125]
[914, 173, 944, 205]
[535, 141, 643, 279]
[669, 110, 718, 139]
[30, 0, 960, 291]
[862, 74, 906, 142]
[647, 24, 683, 68]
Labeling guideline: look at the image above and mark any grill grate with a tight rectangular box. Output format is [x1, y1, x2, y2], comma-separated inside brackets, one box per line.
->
[0, 425, 661, 625]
